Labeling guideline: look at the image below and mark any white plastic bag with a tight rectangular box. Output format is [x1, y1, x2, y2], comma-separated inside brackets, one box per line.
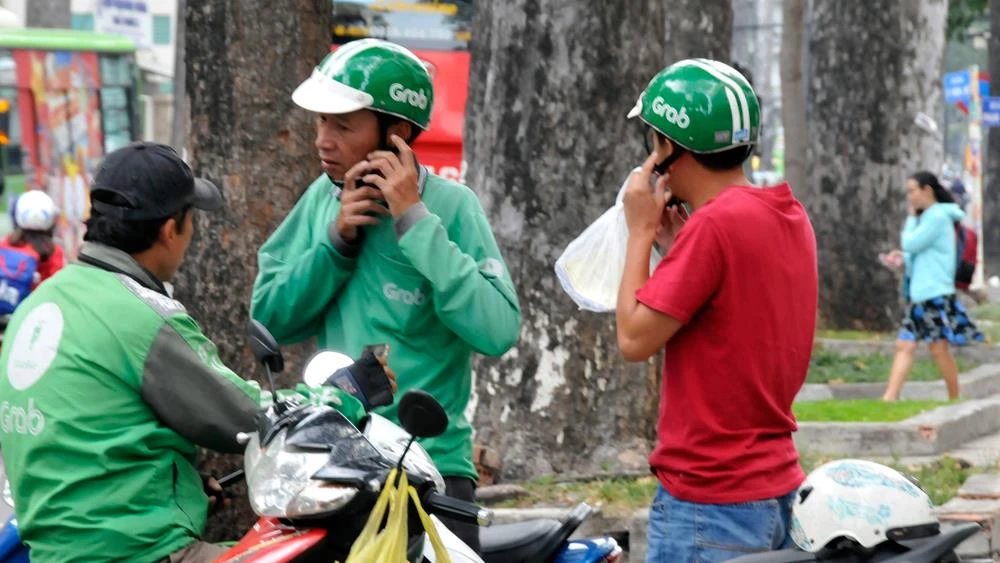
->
[554, 169, 662, 312]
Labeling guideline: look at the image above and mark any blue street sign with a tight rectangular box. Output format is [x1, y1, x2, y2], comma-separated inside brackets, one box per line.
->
[984, 96, 1000, 127]
[945, 71, 972, 104]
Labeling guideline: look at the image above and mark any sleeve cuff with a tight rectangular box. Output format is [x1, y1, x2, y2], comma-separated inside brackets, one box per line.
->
[394, 203, 430, 239]
[328, 222, 363, 258]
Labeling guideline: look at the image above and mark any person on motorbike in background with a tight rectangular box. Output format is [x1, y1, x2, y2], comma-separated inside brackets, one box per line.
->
[3, 190, 65, 288]
[251, 39, 522, 554]
[0, 142, 374, 563]
[615, 59, 819, 562]
[0, 191, 65, 339]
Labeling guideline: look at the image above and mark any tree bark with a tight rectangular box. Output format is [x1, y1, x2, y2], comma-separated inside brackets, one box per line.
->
[899, 0, 947, 174]
[26, 0, 69, 28]
[170, 0, 188, 152]
[985, 0, 1000, 275]
[180, 0, 332, 540]
[465, 0, 732, 480]
[781, 0, 806, 198]
[804, 0, 948, 330]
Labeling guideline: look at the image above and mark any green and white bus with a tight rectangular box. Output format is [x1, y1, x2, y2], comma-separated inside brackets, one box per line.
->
[0, 28, 140, 257]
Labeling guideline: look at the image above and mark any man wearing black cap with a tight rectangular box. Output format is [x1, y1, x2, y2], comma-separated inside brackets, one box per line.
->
[0, 142, 368, 563]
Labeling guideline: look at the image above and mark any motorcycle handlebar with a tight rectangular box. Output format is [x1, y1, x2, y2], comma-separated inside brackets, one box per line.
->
[424, 492, 493, 527]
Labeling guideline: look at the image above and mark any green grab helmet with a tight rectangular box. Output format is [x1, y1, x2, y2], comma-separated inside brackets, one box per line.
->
[627, 58, 761, 153]
[292, 38, 434, 130]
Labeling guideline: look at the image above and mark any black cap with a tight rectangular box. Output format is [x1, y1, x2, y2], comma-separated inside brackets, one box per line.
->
[90, 142, 223, 221]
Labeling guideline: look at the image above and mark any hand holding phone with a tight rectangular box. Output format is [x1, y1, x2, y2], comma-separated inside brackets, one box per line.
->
[334, 160, 391, 242]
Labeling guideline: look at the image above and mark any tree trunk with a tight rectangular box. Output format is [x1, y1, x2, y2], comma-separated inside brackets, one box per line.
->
[26, 0, 69, 28]
[899, 0, 947, 174]
[170, 0, 188, 152]
[180, 0, 332, 540]
[465, 0, 732, 481]
[781, 0, 807, 197]
[985, 0, 1000, 275]
[804, 0, 948, 330]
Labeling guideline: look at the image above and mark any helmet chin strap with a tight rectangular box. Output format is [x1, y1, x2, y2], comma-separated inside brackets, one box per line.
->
[654, 146, 686, 176]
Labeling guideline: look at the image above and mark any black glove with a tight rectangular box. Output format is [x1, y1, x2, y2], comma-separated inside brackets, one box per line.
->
[325, 348, 394, 411]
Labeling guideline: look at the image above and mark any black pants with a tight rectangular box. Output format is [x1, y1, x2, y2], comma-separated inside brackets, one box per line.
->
[439, 477, 481, 555]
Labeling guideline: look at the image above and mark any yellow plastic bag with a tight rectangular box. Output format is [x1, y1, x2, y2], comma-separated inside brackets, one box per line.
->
[342, 468, 452, 563]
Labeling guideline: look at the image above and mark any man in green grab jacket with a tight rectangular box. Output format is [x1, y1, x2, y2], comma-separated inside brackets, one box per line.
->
[0, 143, 366, 563]
[251, 38, 522, 552]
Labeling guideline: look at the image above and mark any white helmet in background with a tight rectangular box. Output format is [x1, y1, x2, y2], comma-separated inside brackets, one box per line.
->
[12, 191, 57, 231]
[790, 459, 939, 552]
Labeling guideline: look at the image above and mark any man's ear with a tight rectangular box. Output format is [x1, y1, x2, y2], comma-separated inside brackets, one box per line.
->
[158, 217, 177, 247]
[659, 136, 676, 159]
[387, 120, 414, 144]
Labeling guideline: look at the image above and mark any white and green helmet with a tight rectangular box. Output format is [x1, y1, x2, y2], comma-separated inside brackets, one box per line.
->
[627, 58, 761, 153]
[292, 38, 434, 130]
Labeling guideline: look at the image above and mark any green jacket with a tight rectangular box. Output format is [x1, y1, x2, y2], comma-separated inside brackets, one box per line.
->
[251, 169, 521, 480]
[0, 243, 363, 563]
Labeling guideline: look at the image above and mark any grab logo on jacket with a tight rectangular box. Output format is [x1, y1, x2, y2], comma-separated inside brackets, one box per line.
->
[383, 282, 426, 306]
[7, 302, 63, 391]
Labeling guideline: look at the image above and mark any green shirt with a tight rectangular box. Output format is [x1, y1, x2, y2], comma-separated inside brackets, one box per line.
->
[0, 243, 363, 563]
[251, 170, 522, 479]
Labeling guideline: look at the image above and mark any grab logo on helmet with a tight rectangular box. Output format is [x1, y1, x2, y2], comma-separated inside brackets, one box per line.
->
[330, 2, 473, 184]
[389, 83, 429, 110]
[651, 97, 691, 129]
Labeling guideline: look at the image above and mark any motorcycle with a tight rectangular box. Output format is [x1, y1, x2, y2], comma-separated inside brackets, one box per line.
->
[0, 321, 622, 562]
[216, 320, 623, 562]
[0, 480, 27, 563]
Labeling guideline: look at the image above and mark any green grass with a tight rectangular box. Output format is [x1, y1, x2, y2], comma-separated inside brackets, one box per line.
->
[816, 330, 890, 341]
[793, 399, 953, 422]
[489, 475, 658, 517]
[807, 346, 977, 384]
[971, 303, 1000, 322]
[488, 456, 979, 513]
[968, 303, 1000, 344]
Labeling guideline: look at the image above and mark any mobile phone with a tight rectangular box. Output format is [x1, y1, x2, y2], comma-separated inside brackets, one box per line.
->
[362, 344, 390, 364]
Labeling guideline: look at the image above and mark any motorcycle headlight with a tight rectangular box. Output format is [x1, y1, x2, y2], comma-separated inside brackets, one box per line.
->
[244, 430, 358, 518]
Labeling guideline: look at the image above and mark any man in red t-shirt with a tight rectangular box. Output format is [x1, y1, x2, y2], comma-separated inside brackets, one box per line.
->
[616, 59, 818, 562]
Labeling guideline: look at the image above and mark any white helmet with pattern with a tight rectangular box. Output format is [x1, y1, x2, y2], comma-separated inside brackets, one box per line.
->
[790, 459, 939, 552]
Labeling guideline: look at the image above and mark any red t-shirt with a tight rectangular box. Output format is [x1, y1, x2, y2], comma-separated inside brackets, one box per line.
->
[0, 235, 65, 289]
[636, 184, 818, 504]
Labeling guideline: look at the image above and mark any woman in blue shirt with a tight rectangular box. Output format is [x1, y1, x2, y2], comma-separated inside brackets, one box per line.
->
[883, 171, 982, 401]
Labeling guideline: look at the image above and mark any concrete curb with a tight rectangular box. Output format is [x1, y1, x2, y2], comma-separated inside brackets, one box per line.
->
[937, 473, 1000, 558]
[816, 338, 1000, 364]
[795, 396, 1000, 456]
[796, 364, 1000, 402]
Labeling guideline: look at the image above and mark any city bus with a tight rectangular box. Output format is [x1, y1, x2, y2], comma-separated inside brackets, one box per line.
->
[0, 28, 140, 258]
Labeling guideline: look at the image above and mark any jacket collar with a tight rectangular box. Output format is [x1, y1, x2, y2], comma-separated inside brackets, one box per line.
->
[77, 242, 170, 296]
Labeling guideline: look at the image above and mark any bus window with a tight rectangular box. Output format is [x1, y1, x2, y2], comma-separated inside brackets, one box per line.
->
[0, 50, 23, 178]
[98, 54, 136, 154]
[332, 0, 473, 51]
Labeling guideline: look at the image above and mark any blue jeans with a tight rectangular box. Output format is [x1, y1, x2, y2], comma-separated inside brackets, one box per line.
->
[646, 484, 798, 562]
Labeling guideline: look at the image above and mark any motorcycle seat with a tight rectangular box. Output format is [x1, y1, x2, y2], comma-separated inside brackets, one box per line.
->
[480, 518, 563, 561]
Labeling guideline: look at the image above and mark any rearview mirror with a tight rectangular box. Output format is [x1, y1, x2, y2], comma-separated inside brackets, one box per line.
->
[248, 319, 283, 373]
[398, 390, 448, 439]
[302, 350, 355, 388]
